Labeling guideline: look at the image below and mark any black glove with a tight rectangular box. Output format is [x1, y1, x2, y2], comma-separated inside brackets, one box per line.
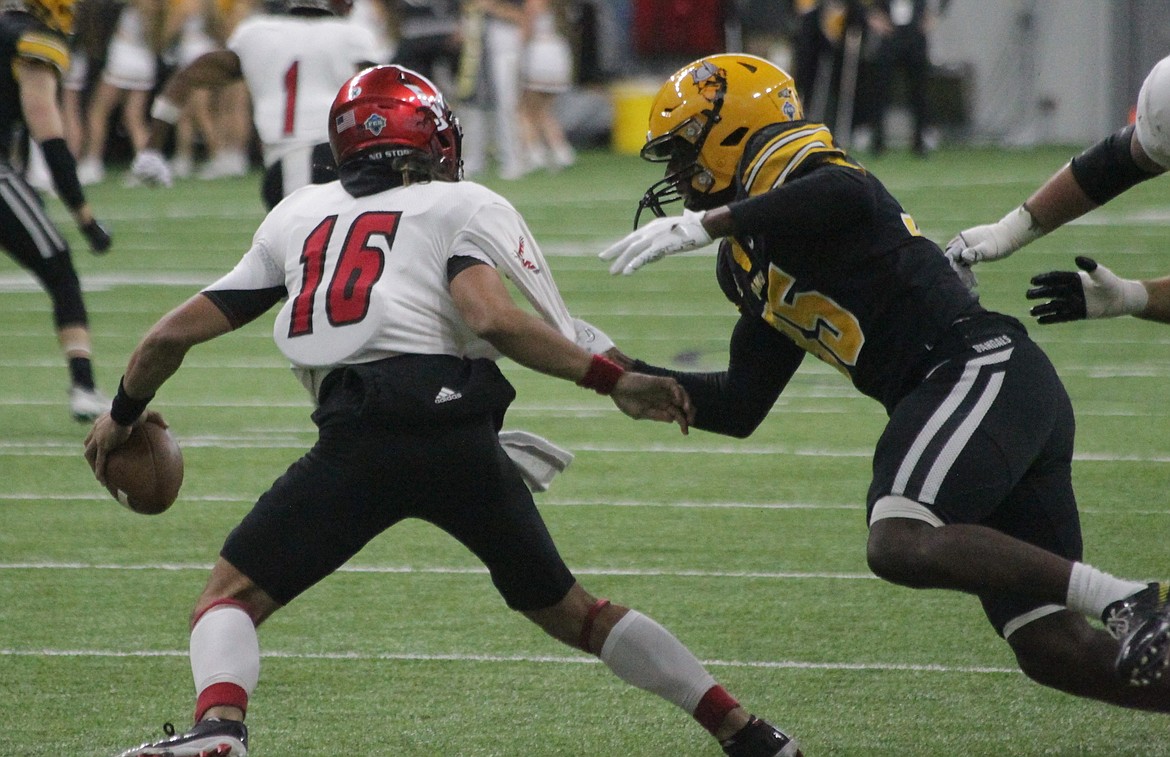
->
[1026, 256, 1094, 324]
[80, 218, 112, 254]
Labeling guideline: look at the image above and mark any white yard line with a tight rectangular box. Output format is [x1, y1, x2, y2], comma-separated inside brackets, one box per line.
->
[5, 438, 1170, 462]
[0, 645, 1020, 674]
[0, 561, 874, 580]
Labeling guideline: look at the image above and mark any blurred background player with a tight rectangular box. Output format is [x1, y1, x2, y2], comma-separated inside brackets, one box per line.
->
[76, 0, 174, 184]
[164, 0, 232, 179]
[516, 0, 575, 173]
[599, 53, 1170, 708]
[388, 0, 462, 88]
[948, 54, 1170, 324]
[131, 0, 378, 209]
[0, 0, 114, 420]
[456, 0, 529, 179]
[88, 64, 802, 757]
[860, 0, 940, 156]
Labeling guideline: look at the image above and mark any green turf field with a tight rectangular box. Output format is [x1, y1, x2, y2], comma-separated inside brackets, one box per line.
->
[3, 146, 1170, 756]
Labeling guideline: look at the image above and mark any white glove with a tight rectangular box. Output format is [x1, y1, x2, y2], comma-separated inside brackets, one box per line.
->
[131, 149, 173, 188]
[946, 206, 1044, 266]
[573, 317, 615, 354]
[1077, 258, 1149, 319]
[599, 209, 712, 275]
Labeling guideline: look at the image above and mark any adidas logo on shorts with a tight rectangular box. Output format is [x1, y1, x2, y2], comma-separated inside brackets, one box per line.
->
[434, 386, 463, 404]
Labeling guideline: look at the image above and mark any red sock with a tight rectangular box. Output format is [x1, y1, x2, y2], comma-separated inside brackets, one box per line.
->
[195, 681, 249, 722]
[693, 685, 739, 735]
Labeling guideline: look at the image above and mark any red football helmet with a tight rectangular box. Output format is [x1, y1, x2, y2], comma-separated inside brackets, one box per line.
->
[328, 65, 463, 180]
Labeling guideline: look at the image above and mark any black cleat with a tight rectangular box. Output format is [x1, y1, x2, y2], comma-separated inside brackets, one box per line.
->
[1116, 607, 1170, 687]
[721, 716, 803, 757]
[1102, 582, 1170, 640]
[114, 718, 248, 757]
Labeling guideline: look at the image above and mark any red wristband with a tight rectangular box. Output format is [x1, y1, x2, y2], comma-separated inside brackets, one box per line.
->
[576, 354, 624, 395]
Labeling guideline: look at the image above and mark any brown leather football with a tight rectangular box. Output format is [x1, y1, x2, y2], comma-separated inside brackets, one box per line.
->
[98, 419, 184, 515]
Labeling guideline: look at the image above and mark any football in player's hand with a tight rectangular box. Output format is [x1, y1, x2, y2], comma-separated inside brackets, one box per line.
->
[97, 419, 184, 515]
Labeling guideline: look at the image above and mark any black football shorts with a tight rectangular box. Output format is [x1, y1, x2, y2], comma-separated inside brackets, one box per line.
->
[221, 357, 576, 611]
[867, 315, 1081, 635]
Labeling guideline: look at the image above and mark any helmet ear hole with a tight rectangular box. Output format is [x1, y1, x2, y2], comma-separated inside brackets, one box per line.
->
[719, 127, 749, 148]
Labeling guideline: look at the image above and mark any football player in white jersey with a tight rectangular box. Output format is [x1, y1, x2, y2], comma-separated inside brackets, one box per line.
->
[947, 54, 1170, 325]
[87, 65, 803, 757]
[130, 0, 378, 209]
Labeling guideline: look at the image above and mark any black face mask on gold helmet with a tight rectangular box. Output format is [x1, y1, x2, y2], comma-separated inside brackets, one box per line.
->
[634, 84, 728, 228]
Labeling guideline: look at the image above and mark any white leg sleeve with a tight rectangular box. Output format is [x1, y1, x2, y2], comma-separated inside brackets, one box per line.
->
[190, 605, 260, 696]
[599, 610, 716, 715]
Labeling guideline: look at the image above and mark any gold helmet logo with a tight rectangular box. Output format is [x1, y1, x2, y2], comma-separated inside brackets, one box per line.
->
[688, 61, 725, 103]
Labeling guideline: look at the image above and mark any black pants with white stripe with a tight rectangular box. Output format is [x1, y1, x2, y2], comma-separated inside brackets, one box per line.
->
[0, 164, 88, 326]
[868, 314, 1080, 633]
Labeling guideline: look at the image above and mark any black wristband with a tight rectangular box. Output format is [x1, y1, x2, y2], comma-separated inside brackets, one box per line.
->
[39, 137, 86, 210]
[110, 376, 154, 426]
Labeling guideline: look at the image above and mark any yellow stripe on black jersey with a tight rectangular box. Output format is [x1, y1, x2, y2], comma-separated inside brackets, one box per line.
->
[16, 30, 69, 76]
[741, 122, 856, 197]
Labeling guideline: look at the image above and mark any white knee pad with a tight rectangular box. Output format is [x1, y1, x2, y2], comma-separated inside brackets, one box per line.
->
[1001, 605, 1065, 640]
[1135, 55, 1170, 170]
[868, 495, 943, 528]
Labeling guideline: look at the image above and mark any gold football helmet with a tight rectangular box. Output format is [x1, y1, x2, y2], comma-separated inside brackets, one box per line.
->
[19, 0, 74, 34]
[636, 54, 803, 225]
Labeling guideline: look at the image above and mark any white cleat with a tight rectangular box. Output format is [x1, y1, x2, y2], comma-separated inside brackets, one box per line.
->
[69, 385, 109, 422]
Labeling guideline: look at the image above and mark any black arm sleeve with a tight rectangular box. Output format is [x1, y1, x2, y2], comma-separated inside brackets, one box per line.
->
[728, 164, 876, 237]
[632, 314, 805, 438]
[447, 254, 489, 282]
[1069, 124, 1160, 205]
[40, 137, 86, 210]
[201, 287, 286, 329]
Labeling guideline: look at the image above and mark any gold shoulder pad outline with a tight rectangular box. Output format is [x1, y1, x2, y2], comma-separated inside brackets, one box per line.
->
[16, 30, 70, 76]
[741, 123, 858, 196]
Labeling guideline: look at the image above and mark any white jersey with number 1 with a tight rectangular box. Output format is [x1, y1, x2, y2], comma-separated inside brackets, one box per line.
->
[203, 179, 578, 392]
[227, 14, 378, 166]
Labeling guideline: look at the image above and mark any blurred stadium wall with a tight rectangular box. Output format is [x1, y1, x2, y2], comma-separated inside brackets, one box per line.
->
[929, 0, 1167, 145]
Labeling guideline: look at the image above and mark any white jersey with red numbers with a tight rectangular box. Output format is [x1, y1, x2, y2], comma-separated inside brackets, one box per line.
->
[227, 14, 377, 165]
[204, 179, 577, 385]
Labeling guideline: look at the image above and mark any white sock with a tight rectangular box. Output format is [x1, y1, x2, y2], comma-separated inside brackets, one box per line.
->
[1066, 562, 1147, 618]
[190, 605, 260, 696]
[598, 610, 716, 715]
